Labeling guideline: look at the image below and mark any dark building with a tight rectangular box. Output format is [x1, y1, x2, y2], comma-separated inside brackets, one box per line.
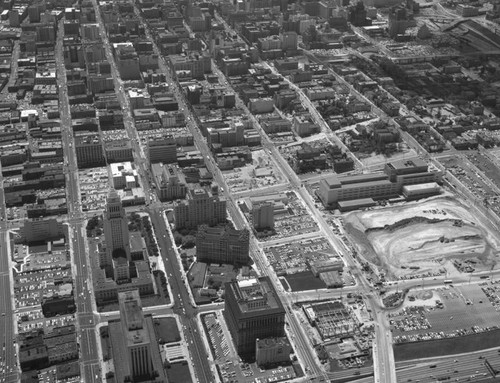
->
[224, 277, 286, 359]
[108, 290, 167, 382]
[41, 295, 76, 317]
[348, 2, 371, 27]
[388, 6, 410, 38]
[196, 224, 250, 265]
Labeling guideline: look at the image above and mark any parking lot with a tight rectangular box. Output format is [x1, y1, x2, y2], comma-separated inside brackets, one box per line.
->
[392, 284, 500, 344]
[467, 151, 500, 188]
[14, 268, 72, 308]
[266, 192, 320, 240]
[264, 236, 336, 276]
[439, 155, 500, 217]
[17, 312, 75, 334]
[79, 167, 109, 211]
[223, 149, 285, 194]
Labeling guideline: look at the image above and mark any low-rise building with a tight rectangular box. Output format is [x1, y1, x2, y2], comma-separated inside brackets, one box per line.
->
[105, 139, 133, 163]
[318, 158, 442, 207]
[110, 162, 139, 190]
[255, 337, 292, 367]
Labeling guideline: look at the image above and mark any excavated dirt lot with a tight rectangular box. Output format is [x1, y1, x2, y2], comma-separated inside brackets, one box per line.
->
[344, 196, 500, 278]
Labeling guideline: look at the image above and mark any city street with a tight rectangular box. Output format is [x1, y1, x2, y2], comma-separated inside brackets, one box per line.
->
[88, 3, 215, 381]
[56, 19, 101, 383]
[0, 116, 18, 383]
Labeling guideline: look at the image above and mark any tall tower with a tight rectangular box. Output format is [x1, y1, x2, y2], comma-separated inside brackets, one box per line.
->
[224, 277, 286, 359]
[252, 202, 274, 230]
[103, 189, 130, 261]
[119, 290, 153, 379]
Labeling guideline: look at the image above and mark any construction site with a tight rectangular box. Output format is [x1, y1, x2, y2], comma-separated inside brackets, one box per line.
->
[343, 195, 500, 279]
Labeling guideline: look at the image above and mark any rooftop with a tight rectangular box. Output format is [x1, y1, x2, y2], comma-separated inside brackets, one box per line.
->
[119, 290, 144, 331]
[230, 277, 284, 316]
[386, 158, 427, 170]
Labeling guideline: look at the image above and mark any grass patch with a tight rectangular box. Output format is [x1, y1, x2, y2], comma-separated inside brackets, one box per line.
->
[153, 317, 181, 344]
[285, 271, 326, 292]
[188, 262, 207, 288]
[165, 361, 192, 383]
[394, 329, 500, 361]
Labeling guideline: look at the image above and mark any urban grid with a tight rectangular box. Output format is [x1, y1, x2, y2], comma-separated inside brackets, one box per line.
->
[2, 0, 500, 382]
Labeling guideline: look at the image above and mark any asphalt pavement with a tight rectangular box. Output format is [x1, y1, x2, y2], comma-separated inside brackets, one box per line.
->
[56, 19, 102, 383]
[0, 157, 18, 382]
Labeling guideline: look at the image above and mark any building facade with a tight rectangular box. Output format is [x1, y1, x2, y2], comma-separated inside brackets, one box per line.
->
[252, 202, 274, 230]
[174, 188, 226, 229]
[74, 133, 105, 168]
[224, 277, 286, 359]
[196, 225, 250, 265]
[151, 163, 187, 202]
[318, 158, 442, 206]
[107, 290, 167, 382]
[103, 189, 131, 261]
[147, 136, 177, 164]
[255, 337, 292, 367]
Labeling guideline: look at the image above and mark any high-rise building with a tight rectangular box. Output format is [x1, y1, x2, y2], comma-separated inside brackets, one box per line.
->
[103, 189, 131, 261]
[119, 291, 152, 378]
[74, 133, 105, 169]
[348, 1, 371, 27]
[281, 31, 298, 51]
[151, 163, 187, 202]
[94, 191, 155, 304]
[252, 202, 274, 231]
[388, 6, 409, 38]
[114, 43, 141, 80]
[108, 290, 167, 382]
[147, 136, 177, 164]
[174, 188, 226, 229]
[196, 225, 250, 265]
[224, 277, 286, 359]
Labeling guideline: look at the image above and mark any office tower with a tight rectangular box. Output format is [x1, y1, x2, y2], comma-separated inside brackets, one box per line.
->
[196, 225, 250, 265]
[108, 290, 167, 382]
[103, 189, 130, 261]
[281, 31, 298, 51]
[252, 202, 274, 231]
[147, 136, 177, 164]
[224, 277, 286, 359]
[74, 133, 106, 169]
[388, 6, 409, 38]
[348, 1, 371, 27]
[174, 188, 226, 229]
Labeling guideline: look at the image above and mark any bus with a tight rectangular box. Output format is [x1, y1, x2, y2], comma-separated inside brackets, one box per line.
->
[444, 279, 453, 285]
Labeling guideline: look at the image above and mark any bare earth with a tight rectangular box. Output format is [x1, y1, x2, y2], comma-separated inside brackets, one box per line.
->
[344, 196, 500, 278]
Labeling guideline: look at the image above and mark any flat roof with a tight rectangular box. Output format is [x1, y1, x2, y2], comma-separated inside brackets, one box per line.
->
[341, 179, 392, 189]
[402, 182, 439, 191]
[386, 158, 427, 170]
[338, 198, 376, 207]
[229, 276, 284, 317]
[340, 173, 388, 185]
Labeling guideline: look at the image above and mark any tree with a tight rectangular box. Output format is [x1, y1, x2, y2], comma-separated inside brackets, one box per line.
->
[173, 232, 183, 246]
[86, 216, 101, 233]
[182, 235, 196, 248]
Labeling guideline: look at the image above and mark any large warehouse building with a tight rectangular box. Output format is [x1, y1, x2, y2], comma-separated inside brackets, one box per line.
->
[318, 158, 442, 208]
